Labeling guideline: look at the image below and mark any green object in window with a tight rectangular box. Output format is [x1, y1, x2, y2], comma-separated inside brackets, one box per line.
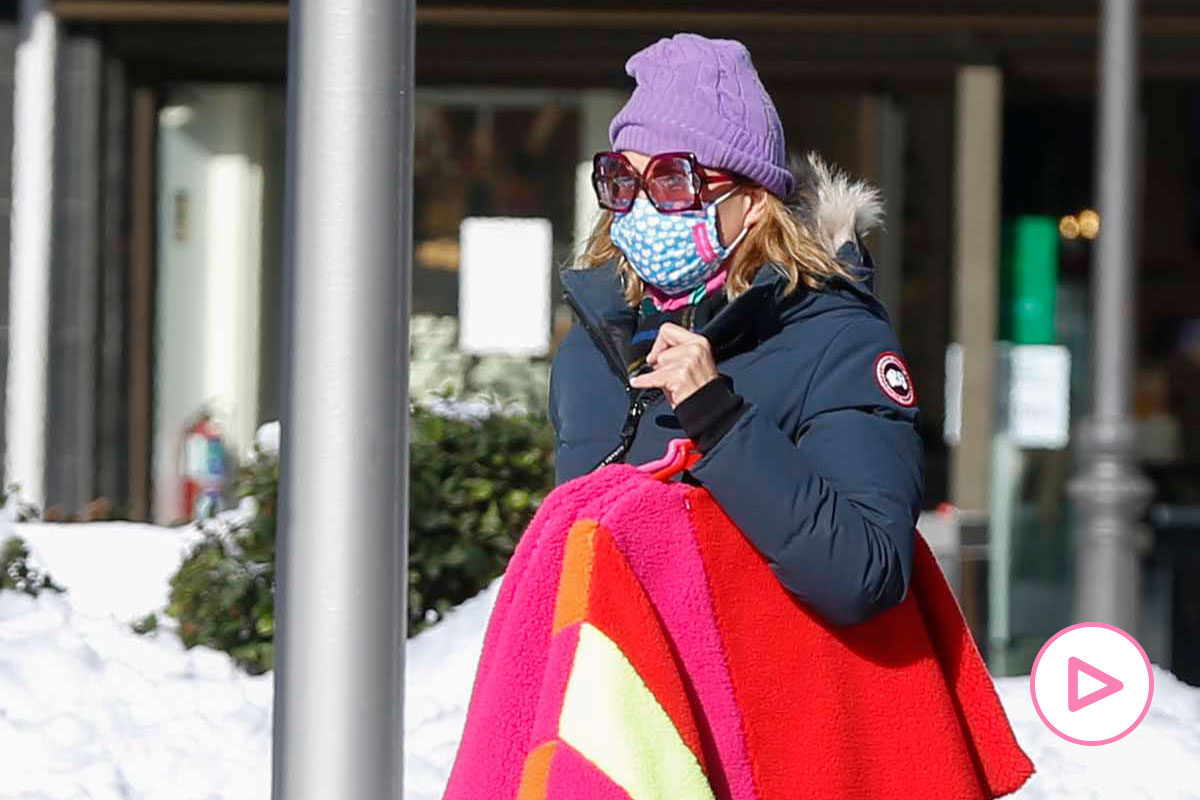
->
[1001, 216, 1059, 345]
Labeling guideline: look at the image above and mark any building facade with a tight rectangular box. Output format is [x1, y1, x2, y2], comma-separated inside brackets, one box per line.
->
[3, 0, 1200, 680]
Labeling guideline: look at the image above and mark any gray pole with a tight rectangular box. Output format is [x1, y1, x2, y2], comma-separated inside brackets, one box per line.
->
[1067, 0, 1152, 632]
[273, 0, 412, 797]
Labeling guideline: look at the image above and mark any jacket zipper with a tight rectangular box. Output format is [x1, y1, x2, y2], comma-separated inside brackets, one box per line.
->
[562, 289, 631, 387]
[561, 287, 661, 469]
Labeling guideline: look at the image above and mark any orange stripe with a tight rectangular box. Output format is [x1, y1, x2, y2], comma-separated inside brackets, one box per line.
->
[516, 739, 557, 800]
[553, 519, 597, 632]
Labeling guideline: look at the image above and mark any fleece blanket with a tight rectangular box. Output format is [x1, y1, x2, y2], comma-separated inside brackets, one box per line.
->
[441, 464, 1035, 800]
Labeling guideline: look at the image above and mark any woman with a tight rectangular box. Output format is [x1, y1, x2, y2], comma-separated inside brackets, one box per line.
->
[548, 33, 925, 629]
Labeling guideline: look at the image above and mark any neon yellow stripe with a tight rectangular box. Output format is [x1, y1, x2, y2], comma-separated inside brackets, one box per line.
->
[558, 623, 714, 800]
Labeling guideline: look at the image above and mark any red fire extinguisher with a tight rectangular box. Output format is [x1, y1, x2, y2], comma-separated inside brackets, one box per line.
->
[180, 411, 227, 520]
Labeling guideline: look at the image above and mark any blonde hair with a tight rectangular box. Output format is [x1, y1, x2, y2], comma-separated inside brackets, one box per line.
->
[578, 187, 858, 307]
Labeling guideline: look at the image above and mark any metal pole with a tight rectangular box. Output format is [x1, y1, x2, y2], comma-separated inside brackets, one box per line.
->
[273, 0, 412, 797]
[5, 0, 57, 509]
[1067, 0, 1152, 631]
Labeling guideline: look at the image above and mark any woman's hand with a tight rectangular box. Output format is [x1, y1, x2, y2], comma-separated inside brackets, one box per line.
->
[629, 322, 719, 407]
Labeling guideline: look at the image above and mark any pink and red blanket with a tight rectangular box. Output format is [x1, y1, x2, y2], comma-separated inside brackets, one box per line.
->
[441, 463, 1035, 800]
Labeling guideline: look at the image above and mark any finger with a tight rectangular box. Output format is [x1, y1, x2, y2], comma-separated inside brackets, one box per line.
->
[654, 341, 708, 368]
[647, 322, 701, 364]
[657, 349, 714, 389]
[629, 369, 670, 390]
[646, 329, 671, 366]
[637, 365, 695, 403]
[656, 322, 701, 346]
[631, 363, 688, 395]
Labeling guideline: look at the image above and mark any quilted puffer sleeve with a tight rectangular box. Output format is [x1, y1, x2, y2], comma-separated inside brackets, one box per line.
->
[687, 312, 924, 628]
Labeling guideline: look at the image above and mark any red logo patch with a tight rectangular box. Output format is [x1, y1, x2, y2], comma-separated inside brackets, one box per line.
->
[874, 352, 916, 407]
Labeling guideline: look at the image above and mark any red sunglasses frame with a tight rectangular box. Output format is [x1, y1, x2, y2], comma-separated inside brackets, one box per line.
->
[591, 150, 743, 214]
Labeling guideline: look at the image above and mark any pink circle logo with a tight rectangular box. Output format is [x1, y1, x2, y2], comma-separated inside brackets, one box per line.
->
[1029, 622, 1154, 746]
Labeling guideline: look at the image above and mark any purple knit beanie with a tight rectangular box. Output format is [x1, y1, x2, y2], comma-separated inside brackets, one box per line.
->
[609, 33, 793, 198]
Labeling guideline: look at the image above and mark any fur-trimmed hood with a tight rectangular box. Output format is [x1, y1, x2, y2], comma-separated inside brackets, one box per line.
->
[790, 152, 884, 268]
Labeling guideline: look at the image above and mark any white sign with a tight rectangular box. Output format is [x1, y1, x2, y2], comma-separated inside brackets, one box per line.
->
[458, 217, 552, 356]
[1007, 344, 1071, 449]
[944, 343, 964, 446]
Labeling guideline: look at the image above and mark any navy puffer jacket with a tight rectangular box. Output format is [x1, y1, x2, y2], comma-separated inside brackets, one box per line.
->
[548, 157, 925, 628]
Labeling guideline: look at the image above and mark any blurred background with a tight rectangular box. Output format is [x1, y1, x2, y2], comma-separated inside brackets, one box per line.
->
[1, 0, 1199, 687]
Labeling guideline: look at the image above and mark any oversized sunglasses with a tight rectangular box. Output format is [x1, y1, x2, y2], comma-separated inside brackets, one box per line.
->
[591, 151, 742, 214]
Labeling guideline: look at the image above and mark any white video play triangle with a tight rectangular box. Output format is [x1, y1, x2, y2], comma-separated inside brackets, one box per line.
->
[1068, 656, 1124, 712]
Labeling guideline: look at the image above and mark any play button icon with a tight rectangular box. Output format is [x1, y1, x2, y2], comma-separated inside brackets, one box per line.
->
[1030, 622, 1154, 745]
[1067, 656, 1123, 711]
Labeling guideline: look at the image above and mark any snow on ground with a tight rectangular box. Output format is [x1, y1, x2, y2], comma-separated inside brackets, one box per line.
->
[403, 579, 501, 800]
[12, 521, 206, 621]
[1, 521, 271, 800]
[2, 518, 1198, 799]
[994, 668, 1200, 799]
[0, 517, 494, 800]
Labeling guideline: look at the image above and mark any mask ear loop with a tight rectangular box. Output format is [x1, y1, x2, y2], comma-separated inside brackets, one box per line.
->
[708, 185, 750, 253]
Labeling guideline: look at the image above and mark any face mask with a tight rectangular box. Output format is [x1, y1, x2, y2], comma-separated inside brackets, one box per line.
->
[610, 188, 748, 296]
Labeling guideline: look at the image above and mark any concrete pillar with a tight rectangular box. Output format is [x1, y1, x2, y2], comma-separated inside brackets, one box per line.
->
[46, 32, 102, 517]
[96, 57, 130, 508]
[0, 24, 18, 481]
[4, 0, 56, 509]
[950, 65, 1003, 636]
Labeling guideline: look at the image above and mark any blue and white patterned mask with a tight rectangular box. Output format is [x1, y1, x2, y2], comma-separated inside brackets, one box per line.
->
[609, 189, 748, 296]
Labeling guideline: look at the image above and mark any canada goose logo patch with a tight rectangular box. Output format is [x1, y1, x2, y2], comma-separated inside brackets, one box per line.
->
[874, 352, 915, 407]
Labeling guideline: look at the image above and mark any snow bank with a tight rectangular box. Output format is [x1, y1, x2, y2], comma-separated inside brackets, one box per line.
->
[1, 522, 270, 800]
[0, 518, 495, 800]
[994, 668, 1200, 799]
[12, 521, 205, 621]
[3, 519, 1198, 800]
[0, 590, 274, 800]
[404, 578, 502, 800]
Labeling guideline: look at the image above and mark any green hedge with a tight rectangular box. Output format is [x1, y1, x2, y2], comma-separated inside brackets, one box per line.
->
[154, 439, 279, 673]
[408, 402, 555, 633]
[144, 403, 556, 675]
[1, 536, 64, 597]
